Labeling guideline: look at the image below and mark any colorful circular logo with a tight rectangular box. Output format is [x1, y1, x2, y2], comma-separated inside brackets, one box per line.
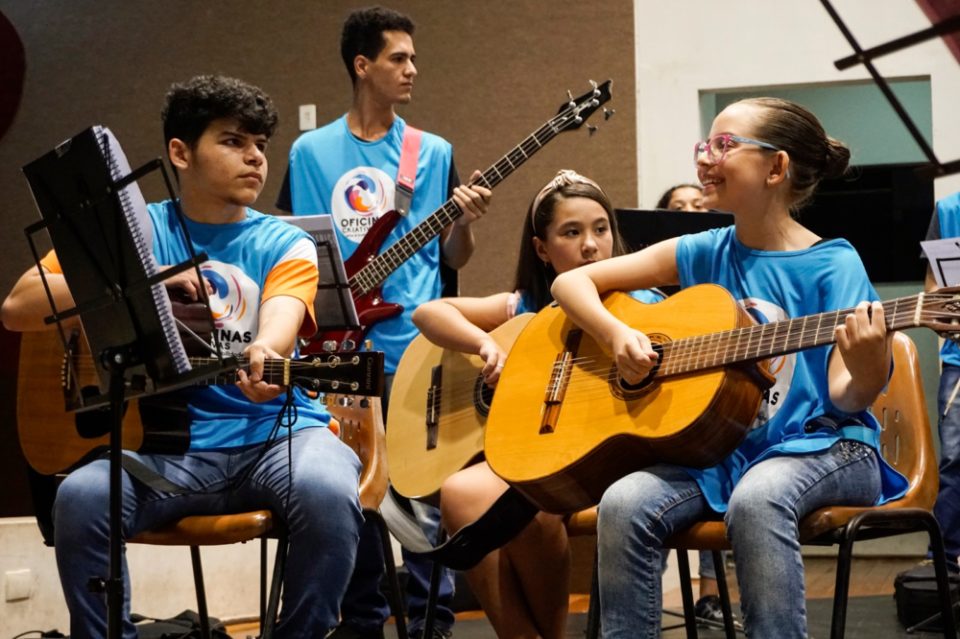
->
[332, 167, 395, 243]
[202, 264, 248, 328]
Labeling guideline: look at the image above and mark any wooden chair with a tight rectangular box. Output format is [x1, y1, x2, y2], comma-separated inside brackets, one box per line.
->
[665, 331, 957, 639]
[565, 332, 957, 639]
[130, 395, 407, 639]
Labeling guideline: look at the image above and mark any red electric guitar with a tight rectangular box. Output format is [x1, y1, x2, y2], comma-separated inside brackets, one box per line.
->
[304, 80, 614, 353]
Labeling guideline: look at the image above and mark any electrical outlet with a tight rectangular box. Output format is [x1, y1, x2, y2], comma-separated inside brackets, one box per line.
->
[298, 104, 317, 131]
[5, 568, 32, 602]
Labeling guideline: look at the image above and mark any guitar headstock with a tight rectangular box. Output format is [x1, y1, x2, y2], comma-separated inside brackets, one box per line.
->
[292, 350, 385, 396]
[552, 79, 614, 135]
[920, 287, 960, 339]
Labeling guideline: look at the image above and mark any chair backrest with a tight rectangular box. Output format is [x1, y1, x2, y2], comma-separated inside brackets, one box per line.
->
[327, 394, 389, 511]
[869, 331, 938, 510]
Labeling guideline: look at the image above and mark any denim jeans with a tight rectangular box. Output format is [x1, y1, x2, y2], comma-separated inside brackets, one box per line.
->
[54, 427, 363, 639]
[597, 441, 881, 638]
[935, 364, 960, 562]
[339, 374, 456, 635]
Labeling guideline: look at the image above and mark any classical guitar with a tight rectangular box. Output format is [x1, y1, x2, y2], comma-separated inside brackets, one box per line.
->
[386, 313, 533, 501]
[484, 284, 960, 513]
[17, 329, 384, 475]
[305, 79, 614, 352]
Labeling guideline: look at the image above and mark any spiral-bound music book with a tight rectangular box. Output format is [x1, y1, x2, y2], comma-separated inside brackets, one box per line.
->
[22, 126, 191, 402]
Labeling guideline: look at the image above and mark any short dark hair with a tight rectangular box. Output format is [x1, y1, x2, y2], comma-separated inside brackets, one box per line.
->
[656, 183, 702, 209]
[340, 6, 415, 84]
[161, 75, 278, 148]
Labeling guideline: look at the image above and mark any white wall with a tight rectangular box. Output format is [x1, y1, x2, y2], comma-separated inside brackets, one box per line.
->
[633, 0, 960, 207]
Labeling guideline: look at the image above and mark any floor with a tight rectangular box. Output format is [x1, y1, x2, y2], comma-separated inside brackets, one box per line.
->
[223, 556, 946, 638]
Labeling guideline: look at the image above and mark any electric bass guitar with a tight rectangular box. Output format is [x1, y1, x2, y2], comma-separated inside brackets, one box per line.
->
[305, 79, 614, 352]
[484, 284, 960, 513]
[17, 330, 384, 475]
[386, 313, 533, 501]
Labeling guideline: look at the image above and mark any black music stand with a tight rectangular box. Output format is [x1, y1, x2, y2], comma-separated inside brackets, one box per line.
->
[279, 214, 361, 347]
[821, 0, 960, 179]
[21, 126, 229, 639]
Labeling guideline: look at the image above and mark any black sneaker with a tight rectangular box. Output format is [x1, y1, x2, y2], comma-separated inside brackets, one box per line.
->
[694, 594, 743, 630]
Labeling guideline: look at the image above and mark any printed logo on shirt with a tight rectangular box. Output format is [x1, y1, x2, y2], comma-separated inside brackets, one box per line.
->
[331, 167, 396, 242]
[741, 297, 796, 429]
[201, 261, 260, 354]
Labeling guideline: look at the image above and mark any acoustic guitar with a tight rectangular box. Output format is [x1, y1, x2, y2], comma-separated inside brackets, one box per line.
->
[305, 79, 613, 352]
[484, 284, 960, 513]
[386, 313, 533, 501]
[17, 329, 384, 475]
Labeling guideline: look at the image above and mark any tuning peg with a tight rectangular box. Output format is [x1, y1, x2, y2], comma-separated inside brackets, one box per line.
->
[589, 79, 599, 96]
[604, 107, 615, 121]
[587, 124, 598, 136]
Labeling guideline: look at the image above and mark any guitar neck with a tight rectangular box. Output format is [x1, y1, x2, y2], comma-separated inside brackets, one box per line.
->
[188, 356, 291, 386]
[351, 115, 579, 295]
[656, 294, 924, 377]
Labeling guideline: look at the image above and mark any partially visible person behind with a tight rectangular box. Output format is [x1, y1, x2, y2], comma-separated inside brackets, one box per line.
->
[656, 183, 706, 212]
[277, 6, 491, 639]
[552, 97, 906, 638]
[414, 170, 662, 639]
[924, 190, 960, 569]
[1, 75, 363, 639]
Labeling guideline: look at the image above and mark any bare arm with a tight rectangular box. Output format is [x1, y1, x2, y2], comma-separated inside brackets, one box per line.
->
[1, 265, 76, 332]
[236, 295, 307, 402]
[828, 301, 892, 413]
[412, 292, 513, 385]
[550, 239, 680, 384]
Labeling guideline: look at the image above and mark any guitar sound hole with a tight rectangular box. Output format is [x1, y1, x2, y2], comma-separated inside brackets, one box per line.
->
[610, 342, 663, 399]
[473, 375, 495, 418]
[75, 386, 113, 438]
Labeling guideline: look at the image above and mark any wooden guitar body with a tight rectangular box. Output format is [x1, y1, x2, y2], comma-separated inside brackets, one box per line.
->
[484, 287, 773, 514]
[387, 313, 533, 501]
[17, 330, 146, 475]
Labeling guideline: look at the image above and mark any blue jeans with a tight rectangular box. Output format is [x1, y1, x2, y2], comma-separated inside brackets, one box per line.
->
[339, 374, 456, 635]
[54, 427, 363, 639]
[597, 441, 881, 638]
[935, 364, 960, 563]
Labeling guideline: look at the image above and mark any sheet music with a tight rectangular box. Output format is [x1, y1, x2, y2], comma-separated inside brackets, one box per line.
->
[278, 214, 360, 327]
[922, 238, 960, 288]
[96, 126, 191, 374]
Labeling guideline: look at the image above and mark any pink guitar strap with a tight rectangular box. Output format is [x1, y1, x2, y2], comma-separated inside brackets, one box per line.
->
[395, 124, 422, 216]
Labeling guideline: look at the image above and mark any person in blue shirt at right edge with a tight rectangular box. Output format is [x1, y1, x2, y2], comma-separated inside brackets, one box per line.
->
[924, 191, 960, 571]
[551, 97, 909, 638]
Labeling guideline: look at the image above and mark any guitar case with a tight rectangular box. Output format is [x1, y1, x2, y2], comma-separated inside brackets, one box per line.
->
[893, 562, 960, 631]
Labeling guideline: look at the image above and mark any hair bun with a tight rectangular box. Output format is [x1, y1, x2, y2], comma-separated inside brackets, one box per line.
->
[822, 137, 851, 180]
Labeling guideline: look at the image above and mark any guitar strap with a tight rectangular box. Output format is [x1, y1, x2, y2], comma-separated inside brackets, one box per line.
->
[394, 124, 422, 217]
[380, 485, 538, 571]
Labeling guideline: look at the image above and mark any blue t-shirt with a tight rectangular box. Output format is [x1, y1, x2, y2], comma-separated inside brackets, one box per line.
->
[925, 192, 960, 367]
[676, 226, 907, 511]
[148, 201, 331, 450]
[280, 114, 457, 373]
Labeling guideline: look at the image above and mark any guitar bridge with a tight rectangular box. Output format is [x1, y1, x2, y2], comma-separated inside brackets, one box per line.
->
[541, 329, 582, 434]
[425, 364, 441, 450]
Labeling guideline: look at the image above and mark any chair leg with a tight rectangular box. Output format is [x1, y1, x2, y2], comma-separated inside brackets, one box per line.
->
[676, 549, 699, 639]
[584, 548, 601, 639]
[923, 513, 959, 638]
[189, 546, 212, 639]
[260, 537, 268, 624]
[828, 528, 855, 639]
[260, 533, 288, 639]
[712, 550, 738, 639]
[370, 509, 409, 639]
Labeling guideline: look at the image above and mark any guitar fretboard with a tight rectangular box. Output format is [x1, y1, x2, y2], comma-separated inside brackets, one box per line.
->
[655, 294, 932, 377]
[350, 88, 606, 295]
